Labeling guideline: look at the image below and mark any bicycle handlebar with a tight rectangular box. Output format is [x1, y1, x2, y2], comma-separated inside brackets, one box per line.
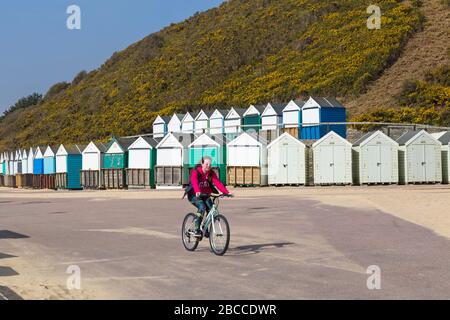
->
[199, 193, 233, 199]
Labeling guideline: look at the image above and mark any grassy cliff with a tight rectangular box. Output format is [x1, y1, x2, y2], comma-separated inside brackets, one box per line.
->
[0, 0, 425, 149]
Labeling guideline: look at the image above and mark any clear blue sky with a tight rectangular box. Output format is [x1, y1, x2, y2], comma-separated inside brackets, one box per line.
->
[0, 0, 224, 113]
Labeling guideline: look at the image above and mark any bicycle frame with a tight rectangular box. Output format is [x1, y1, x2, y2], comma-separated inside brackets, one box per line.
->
[200, 203, 219, 234]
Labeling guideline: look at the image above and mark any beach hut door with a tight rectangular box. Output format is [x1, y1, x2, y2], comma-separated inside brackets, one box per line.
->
[425, 145, 436, 182]
[411, 146, 426, 181]
[286, 145, 300, 184]
[318, 146, 334, 183]
[333, 146, 346, 183]
[380, 146, 392, 183]
[367, 146, 381, 183]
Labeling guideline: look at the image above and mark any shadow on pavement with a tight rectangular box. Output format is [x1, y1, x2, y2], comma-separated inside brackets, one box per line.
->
[20, 201, 52, 205]
[0, 266, 19, 277]
[228, 242, 295, 256]
[0, 252, 17, 260]
[0, 286, 23, 300]
[0, 230, 29, 239]
[307, 203, 450, 298]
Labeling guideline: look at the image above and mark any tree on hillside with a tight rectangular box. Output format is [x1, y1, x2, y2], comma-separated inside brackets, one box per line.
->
[44, 82, 70, 100]
[1, 92, 43, 118]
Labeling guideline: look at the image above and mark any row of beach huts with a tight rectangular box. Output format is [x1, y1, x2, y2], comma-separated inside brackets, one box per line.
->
[1, 128, 450, 190]
[151, 96, 347, 139]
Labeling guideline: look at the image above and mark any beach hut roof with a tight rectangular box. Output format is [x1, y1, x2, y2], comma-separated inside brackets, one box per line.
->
[309, 96, 345, 108]
[438, 131, 450, 145]
[83, 141, 108, 153]
[181, 112, 197, 123]
[58, 144, 84, 155]
[226, 107, 246, 119]
[263, 103, 286, 116]
[352, 130, 398, 147]
[44, 145, 58, 157]
[153, 115, 171, 125]
[267, 132, 305, 149]
[156, 133, 196, 149]
[396, 130, 439, 146]
[141, 136, 159, 148]
[352, 131, 377, 146]
[243, 104, 266, 117]
[396, 131, 420, 145]
[128, 136, 159, 149]
[34, 146, 46, 158]
[172, 113, 184, 121]
[283, 100, 305, 111]
[105, 137, 137, 153]
[195, 109, 213, 121]
[188, 134, 225, 148]
[210, 109, 229, 119]
[228, 131, 263, 147]
[312, 131, 352, 148]
[271, 103, 287, 115]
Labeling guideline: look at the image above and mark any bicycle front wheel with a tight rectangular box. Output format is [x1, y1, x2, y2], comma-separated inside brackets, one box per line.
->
[209, 214, 230, 256]
[182, 213, 199, 252]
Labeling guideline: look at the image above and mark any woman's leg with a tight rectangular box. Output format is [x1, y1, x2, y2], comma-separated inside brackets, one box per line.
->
[190, 196, 207, 232]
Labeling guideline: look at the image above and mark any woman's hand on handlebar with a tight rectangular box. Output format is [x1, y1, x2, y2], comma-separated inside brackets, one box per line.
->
[197, 193, 234, 198]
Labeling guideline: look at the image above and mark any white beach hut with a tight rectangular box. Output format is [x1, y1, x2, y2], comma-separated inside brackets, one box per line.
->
[352, 131, 399, 185]
[181, 112, 196, 133]
[27, 147, 34, 175]
[194, 110, 211, 134]
[397, 130, 442, 184]
[262, 103, 285, 131]
[22, 149, 28, 174]
[282, 100, 304, 139]
[127, 136, 158, 188]
[152, 115, 170, 138]
[167, 113, 183, 133]
[81, 141, 108, 189]
[209, 109, 228, 134]
[224, 108, 246, 135]
[267, 132, 307, 185]
[312, 131, 352, 185]
[17, 150, 22, 174]
[155, 133, 195, 188]
[12, 151, 18, 175]
[226, 132, 268, 186]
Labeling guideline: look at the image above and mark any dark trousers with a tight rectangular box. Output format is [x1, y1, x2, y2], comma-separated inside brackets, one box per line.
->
[189, 196, 213, 231]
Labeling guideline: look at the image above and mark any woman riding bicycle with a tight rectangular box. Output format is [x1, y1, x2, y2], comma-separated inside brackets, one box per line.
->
[186, 156, 232, 238]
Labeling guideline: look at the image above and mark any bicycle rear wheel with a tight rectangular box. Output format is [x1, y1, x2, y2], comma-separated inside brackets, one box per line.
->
[209, 214, 230, 256]
[182, 213, 199, 251]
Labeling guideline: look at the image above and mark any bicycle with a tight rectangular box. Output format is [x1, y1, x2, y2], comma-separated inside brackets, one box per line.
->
[182, 193, 232, 256]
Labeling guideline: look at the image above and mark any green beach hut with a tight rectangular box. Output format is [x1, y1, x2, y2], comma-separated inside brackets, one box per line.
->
[188, 134, 228, 184]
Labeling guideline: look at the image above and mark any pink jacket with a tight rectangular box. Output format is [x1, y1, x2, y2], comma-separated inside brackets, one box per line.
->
[191, 165, 229, 195]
